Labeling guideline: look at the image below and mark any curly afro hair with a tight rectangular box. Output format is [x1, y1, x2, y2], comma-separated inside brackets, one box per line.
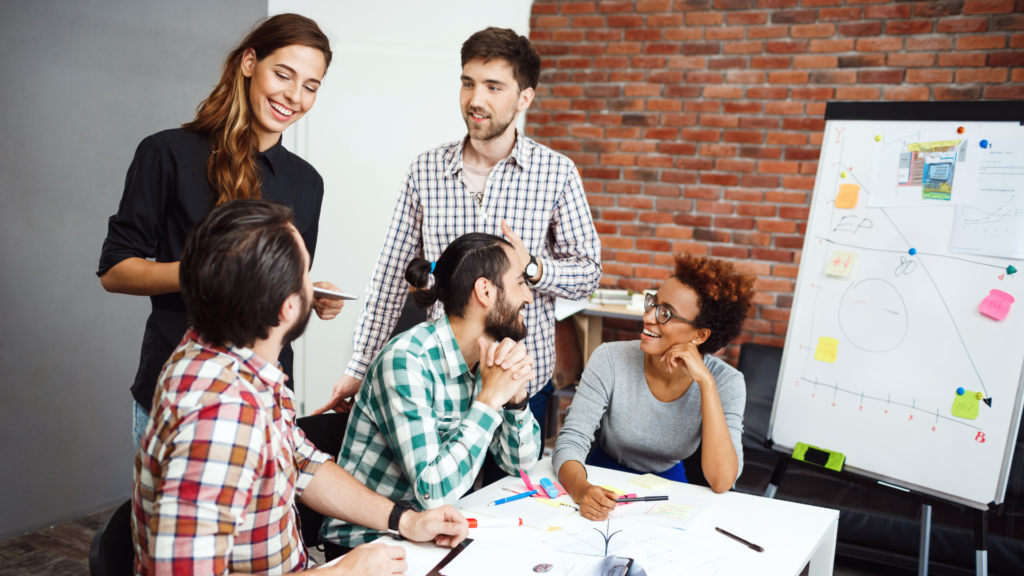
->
[672, 253, 756, 356]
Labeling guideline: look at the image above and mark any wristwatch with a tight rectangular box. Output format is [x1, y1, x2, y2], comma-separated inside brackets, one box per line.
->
[525, 255, 539, 282]
[387, 501, 415, 540]
[502, 395, 530, 411]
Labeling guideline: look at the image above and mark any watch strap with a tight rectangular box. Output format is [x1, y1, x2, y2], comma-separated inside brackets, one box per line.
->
[502, 395, 530, 411]
[387, 501, 414, 540]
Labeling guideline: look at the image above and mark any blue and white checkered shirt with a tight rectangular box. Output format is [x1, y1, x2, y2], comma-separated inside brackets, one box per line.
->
[346, 131, 602, 395]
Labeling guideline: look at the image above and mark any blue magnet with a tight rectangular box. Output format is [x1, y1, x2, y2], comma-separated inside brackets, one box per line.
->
[957, 387, 965, 396]
[980, 140, 988, 149]
[908, 248, 917, 256]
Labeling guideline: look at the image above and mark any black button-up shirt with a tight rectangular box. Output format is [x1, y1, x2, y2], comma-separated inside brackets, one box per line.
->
[98, 128, 324, 411]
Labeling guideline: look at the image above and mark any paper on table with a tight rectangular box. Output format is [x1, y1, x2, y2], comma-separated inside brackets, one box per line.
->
[317, 536, 448, 576]
[555, 298, 591, 321]
[611, 495, 714, 531]
[441, 540, 614, 576]
[458, 485, 576, 530]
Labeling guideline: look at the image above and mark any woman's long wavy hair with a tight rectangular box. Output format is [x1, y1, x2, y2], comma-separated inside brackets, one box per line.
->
[183, 14, 332, 205]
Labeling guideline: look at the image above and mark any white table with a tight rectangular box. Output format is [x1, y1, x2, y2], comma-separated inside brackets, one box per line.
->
[454, 458, 839, 576]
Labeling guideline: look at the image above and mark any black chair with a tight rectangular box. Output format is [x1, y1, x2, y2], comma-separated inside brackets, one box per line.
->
[89, 499, 134, 576]
[295, 412, 350, 548]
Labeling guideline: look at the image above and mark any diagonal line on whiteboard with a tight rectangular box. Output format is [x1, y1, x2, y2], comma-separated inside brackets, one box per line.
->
[877, 208, 989, 397]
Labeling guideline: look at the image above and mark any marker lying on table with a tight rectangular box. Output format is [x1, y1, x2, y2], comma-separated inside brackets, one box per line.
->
[716, 527, 765, 553]
[467, 517, 523, 528]
[614, 495, 668, 503]
[488, 489, 538, 506]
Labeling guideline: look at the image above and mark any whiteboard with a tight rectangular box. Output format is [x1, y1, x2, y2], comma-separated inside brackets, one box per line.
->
[767, 115, 1024, 509]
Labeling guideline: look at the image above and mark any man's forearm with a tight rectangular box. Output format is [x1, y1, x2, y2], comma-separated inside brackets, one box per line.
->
[300, 461, 393, 531]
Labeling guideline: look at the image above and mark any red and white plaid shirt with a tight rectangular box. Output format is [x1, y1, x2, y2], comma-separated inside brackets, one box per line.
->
[132, 330, 330, 575]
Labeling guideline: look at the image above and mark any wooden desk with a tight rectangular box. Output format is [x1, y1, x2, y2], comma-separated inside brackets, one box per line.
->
[570, 303, 645, 365]
[454, 458, 839, 576]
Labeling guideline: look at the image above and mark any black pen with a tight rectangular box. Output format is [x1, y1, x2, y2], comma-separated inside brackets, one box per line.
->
[716, 527, 765, 553]
[614, 496, 669, 503]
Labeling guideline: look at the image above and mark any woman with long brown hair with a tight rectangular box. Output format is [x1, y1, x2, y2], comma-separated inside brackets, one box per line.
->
[98, 14, 342, 448]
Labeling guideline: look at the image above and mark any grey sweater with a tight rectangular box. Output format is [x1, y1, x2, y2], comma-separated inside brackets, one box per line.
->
[552, 341, 746, 478]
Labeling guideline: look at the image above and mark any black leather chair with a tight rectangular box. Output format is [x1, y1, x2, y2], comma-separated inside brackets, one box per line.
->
[89, 499, 134, 576]
[733, 342, 1024, 575]
[295, 412, 350, 548]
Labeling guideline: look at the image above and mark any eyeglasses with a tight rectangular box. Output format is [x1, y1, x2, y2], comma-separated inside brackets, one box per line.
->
[644, 293, 697, 326]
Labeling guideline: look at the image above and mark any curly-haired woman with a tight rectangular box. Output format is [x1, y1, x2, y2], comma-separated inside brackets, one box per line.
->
[553, 253, 756, 520]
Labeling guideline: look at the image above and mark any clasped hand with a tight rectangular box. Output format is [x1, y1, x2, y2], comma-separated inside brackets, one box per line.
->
[476, 337, 535, 411]
[659, 341, 713, 384]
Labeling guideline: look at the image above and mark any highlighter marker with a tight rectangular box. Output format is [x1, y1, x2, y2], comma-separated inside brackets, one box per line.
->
[539, 477, 559, 499]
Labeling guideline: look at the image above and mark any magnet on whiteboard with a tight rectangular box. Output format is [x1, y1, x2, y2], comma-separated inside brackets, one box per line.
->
[840, 172, 847, 178]
[957, 387, 965, 396]
[1008, 265, 1018, 275]
[975, 392, 984, 400]
[874, 135, 881, 142]
[957, 126, 965, 134]
[909, 248, 917, 256]
[980, 140, 989, 149]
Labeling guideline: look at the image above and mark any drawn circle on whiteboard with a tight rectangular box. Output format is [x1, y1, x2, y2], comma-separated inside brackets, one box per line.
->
[838, 279, 908, 352]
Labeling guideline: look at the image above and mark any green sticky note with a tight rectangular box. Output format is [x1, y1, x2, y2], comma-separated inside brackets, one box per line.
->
[951, 391, 980, 420]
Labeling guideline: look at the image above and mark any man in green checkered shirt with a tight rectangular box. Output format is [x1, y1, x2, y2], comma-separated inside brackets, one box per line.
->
[322, 233, 542, 552]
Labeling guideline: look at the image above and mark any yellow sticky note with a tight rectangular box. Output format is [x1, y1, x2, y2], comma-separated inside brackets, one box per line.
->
[952, 391, 980, 420]
[815, 337, 839, 363]
[825, 251, 857, 277]
[601, 485, 626, 495]
[629, 474, 671, 490]
[835, 184, 859, 209]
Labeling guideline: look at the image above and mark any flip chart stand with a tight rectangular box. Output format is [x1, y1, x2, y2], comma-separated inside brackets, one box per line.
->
[763, 452, 991, 576]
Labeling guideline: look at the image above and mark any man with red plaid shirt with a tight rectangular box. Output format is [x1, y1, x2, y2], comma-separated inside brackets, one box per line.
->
[132, 200, 468, 575]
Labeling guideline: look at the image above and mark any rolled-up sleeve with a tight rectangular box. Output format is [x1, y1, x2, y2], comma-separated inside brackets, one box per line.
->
[291, 423, 331, 497]
[532, 168, 602, 300]
[98, 136, 172, 276]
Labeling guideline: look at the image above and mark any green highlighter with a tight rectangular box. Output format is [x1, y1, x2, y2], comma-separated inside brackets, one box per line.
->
[793, 442, 845, 472]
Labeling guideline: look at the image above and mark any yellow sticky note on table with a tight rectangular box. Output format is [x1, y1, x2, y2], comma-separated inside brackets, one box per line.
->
[825, 251, 857, 277]
[601, 485, 626, 495]
[815, 337, 839, 363]
[629, 474, 671, 490]
[835, 184, 860, 209]
[951, 391, 980, 420]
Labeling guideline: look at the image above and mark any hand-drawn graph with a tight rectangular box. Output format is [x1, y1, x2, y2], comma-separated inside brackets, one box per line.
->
[950, 139, 1024, 259]
[537, 519, 676, 570]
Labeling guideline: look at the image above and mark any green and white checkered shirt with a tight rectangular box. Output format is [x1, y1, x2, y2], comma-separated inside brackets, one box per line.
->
[321, 316, 541, 547]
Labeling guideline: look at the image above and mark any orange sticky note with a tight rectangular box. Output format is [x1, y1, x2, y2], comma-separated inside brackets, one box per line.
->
[825, 251, 857, 277]
[835, 184, 860, 209]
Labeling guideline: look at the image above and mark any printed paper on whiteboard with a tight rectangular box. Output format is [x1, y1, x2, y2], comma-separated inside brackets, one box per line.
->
[949, 139, 1024, 260]
[869, 125, 981, 207]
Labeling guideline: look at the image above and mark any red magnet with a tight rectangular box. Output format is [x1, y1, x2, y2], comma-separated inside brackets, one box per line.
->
[957, 126, 965, 134]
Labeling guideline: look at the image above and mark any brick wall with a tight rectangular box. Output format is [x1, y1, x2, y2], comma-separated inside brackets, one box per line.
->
[528, 0, 1023, 363]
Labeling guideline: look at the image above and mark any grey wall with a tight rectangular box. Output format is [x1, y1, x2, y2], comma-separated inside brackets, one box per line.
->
[0, 0, 267, 539]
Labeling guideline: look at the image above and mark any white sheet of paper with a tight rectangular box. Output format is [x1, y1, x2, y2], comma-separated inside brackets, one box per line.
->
[442, 540, 612, 576]
[949, 139, 1024, 260]
[318, 536, 448, 576]
[869, 124, 981, 207]
[609, 495, 714, 531]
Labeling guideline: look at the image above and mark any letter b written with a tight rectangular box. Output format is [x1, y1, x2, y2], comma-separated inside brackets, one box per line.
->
[975, 432, 986, 443]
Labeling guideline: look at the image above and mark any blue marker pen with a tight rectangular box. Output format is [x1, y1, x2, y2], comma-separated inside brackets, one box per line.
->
[539, 478, 559, 499]
[488, 490, 538, 506]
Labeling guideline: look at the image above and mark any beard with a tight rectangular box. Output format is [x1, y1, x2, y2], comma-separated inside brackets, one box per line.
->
[484, 288, 528, 342]
[282, 291, 313, 345]
[463, 103, 517, 141]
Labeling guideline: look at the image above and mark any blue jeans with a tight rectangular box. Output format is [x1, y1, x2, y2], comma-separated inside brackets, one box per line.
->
[132, 399, 149, 450]
[587, 444, 688, 484]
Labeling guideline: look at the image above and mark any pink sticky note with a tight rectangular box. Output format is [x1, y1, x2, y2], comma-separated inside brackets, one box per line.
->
[519, 470, 567, 497]
[980, 289, 1014, 321]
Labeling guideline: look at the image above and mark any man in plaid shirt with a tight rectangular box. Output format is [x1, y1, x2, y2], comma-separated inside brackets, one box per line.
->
[133, 200, 468, 576]
[321, 233, 541, 553]
[314, 28, 602, 452]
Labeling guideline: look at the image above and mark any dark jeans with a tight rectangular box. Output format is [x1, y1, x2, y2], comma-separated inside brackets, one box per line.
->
[480, 379, 555, 487]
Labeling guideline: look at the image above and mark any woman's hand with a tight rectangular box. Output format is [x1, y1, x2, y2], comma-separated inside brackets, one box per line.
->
[312, 281, 344, 320]
[660, 341, 714, 385]
[574, 482, 620, 521]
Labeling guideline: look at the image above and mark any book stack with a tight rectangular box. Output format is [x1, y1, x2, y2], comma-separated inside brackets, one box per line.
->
[589, 289, 632, 306]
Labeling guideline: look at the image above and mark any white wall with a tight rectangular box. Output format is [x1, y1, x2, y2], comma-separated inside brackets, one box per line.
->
[268, 1, 533, 413]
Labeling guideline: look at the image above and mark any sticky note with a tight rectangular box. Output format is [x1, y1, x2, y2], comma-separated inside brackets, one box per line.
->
[980, 289, 1014, 321]
[835, 184, 859, 209]
[601, 485, 626, 495]
[815, 337, 839, 363]
[629, 474, 671, 490]
[951, 391, 980, 420]
[825, 251, 857, 277]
